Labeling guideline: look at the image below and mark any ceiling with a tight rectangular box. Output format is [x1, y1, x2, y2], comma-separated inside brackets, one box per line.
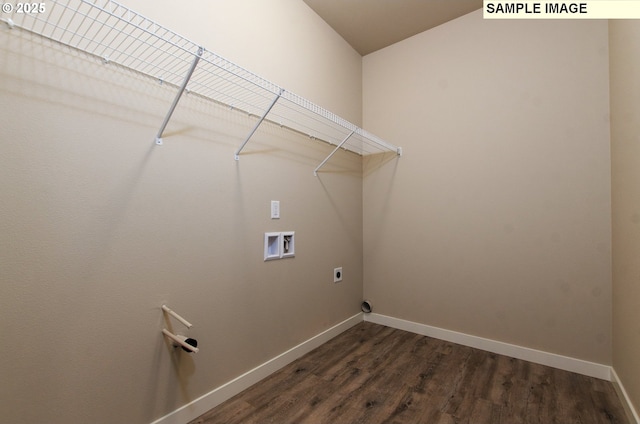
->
[303, 0, 483, 56]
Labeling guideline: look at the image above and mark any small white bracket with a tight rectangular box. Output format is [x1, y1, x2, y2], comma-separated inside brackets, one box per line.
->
[161, 305, 198, 353]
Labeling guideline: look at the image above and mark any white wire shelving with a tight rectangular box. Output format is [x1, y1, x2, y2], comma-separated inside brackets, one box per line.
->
[1, 0, 402, 175]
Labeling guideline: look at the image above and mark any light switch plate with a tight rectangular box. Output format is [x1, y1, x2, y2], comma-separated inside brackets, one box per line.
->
[271, 200, 280, 219]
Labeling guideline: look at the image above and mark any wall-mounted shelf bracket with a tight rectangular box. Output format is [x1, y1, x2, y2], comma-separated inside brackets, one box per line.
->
[154, 46, 204, 145]
[234, 88, 284, 160]
[314, 131, 355, 176]
[1, 17, 15, 29]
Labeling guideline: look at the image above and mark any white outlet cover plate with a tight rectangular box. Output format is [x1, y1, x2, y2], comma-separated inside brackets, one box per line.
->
[334, 267, 343, 283]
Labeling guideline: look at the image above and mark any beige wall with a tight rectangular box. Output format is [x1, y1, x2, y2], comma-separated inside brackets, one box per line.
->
[130, 0, 363, 126]
[3, 1, 634, 423]
[363, 11, 612, 364]
[610, 20, 640, 417]
[0, 1, 363, 423]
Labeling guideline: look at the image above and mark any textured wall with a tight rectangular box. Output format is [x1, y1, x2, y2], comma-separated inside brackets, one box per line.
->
[610, 19, 640, 419]
[0, 1, 364, 423]
[363, 11, 612, 364]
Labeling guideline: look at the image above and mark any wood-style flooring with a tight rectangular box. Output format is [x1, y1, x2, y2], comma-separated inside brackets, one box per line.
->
[189, 322, 629, 424]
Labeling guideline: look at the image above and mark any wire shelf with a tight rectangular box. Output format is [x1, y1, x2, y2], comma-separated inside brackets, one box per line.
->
[2, 0, 401, 169]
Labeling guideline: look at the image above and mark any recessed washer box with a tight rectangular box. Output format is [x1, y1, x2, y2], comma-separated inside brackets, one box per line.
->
[264, 232, 295, 261]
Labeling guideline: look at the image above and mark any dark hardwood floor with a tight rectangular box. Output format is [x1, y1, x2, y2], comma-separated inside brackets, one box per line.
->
[189, 322, 629, 424]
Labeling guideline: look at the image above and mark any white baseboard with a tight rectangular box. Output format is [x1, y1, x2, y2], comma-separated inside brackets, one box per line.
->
[612, 367, 640, 424]
[364, 313, 612, 381]
[150, 313, 363, 424]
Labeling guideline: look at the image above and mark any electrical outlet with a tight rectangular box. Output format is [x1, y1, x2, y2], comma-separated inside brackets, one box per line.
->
[334, 267, 343, 283]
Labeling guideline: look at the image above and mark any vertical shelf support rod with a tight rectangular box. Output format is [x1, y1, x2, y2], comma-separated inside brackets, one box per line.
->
[314, 130, 355, 176]
[235, 88, 284, 160]
[155, 46, 204, 145]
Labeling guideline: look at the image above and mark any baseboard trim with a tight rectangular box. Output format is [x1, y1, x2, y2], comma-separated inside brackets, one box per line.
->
[150, 313, 363, 424]
[364, 313, 612, 381]
[612, 367, 640, 424]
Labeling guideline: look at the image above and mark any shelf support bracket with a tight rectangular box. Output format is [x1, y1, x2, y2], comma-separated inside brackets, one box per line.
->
[155, 46, 204, 145]
[313, 130, 355, 176]
[235, 88, 284, 160]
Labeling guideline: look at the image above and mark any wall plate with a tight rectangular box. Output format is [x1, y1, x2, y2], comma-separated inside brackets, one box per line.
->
[334, 267, 343, 283]
[271, 200, 280, 219]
